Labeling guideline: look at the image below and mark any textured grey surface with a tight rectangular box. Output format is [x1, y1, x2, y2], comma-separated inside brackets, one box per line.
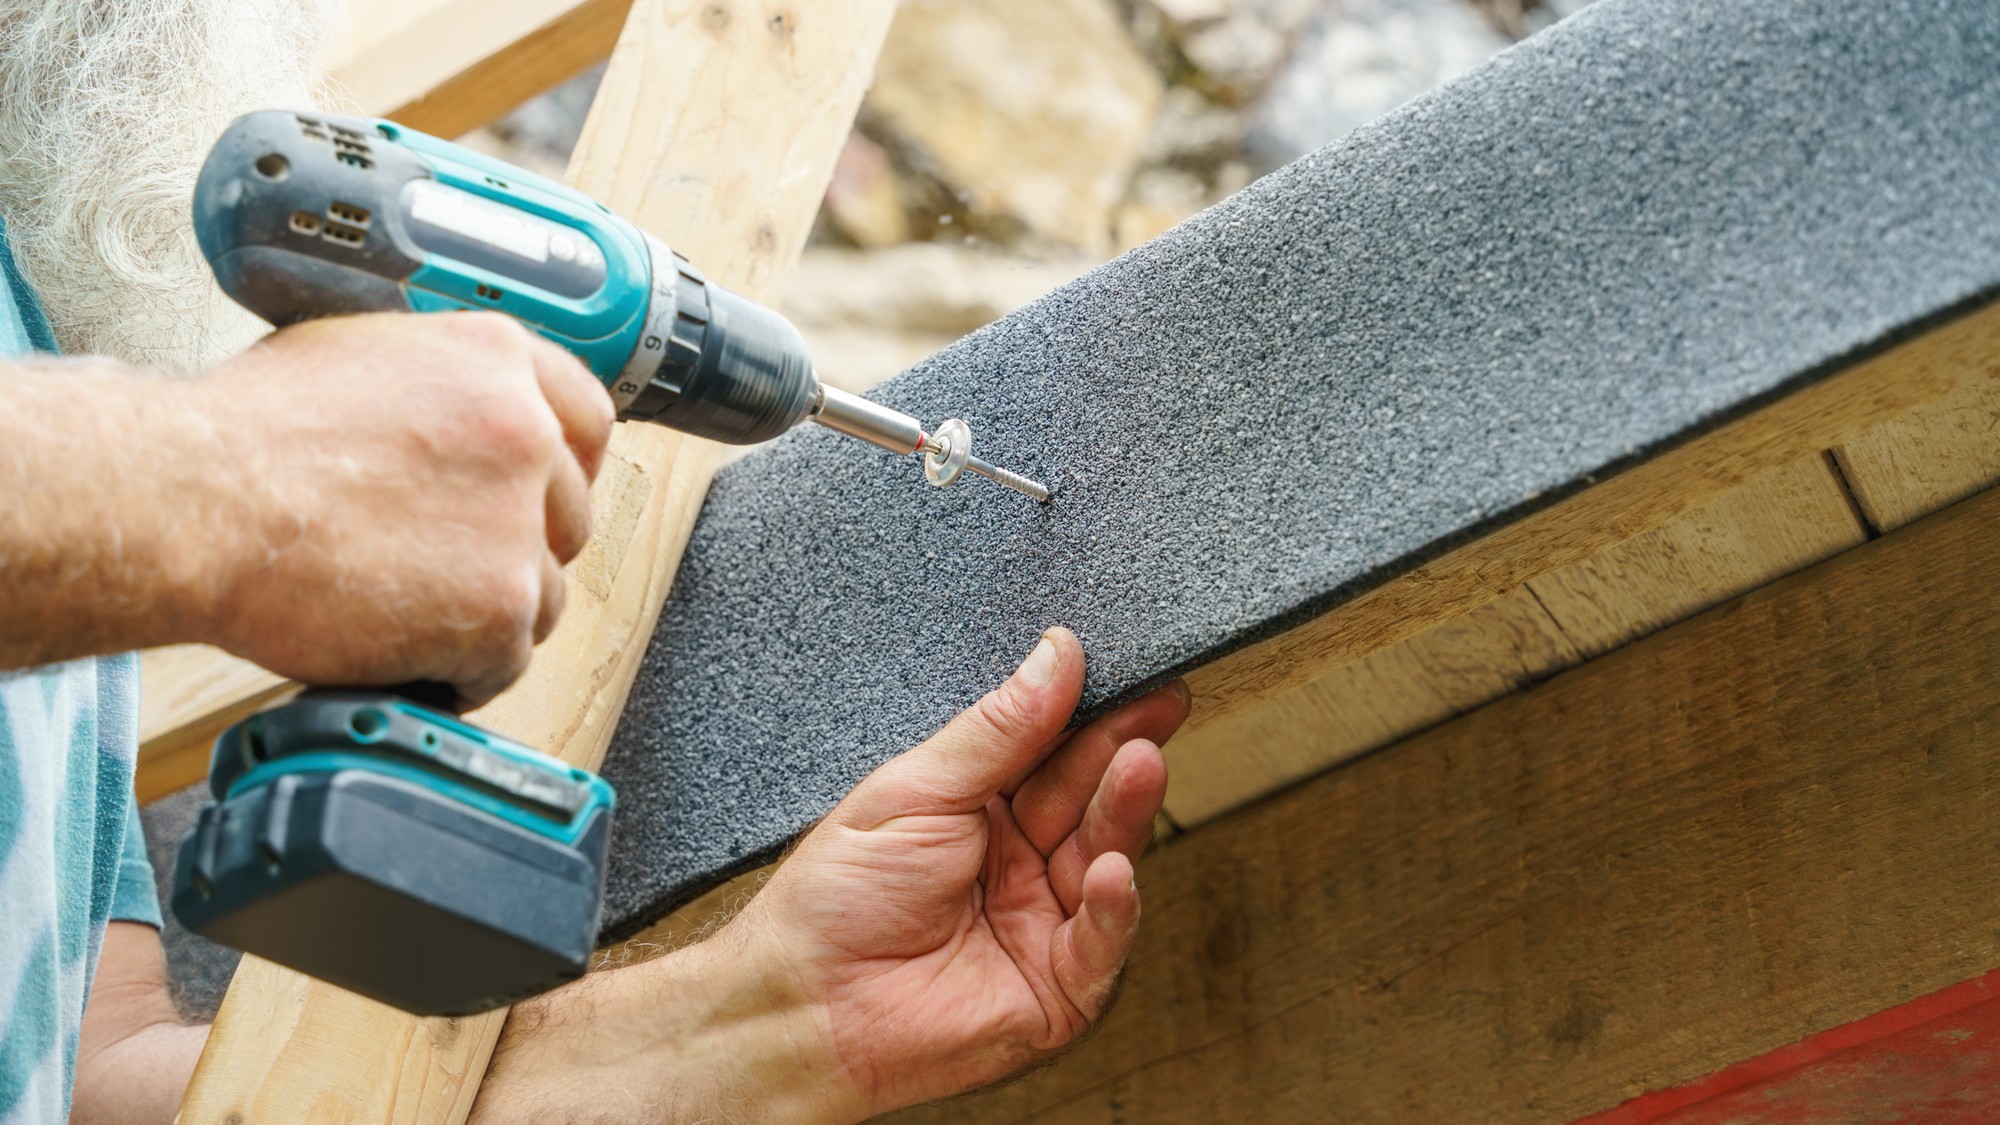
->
[596, 0, 2000, 938]
[139, 784, 239, 1022]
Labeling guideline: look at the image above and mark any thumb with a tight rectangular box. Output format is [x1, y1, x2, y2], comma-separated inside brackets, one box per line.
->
[837, 627, 1084, 828]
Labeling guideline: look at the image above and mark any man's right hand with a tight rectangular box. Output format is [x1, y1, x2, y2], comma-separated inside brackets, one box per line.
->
[187, 312, 614, 707]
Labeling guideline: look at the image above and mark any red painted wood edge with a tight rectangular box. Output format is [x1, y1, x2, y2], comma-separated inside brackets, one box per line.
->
[1576, 966, 2000, 1123]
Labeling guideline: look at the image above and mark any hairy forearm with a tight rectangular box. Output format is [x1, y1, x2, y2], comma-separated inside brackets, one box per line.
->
[0, 357, 244, 667]
[473, 918, 865, 1124]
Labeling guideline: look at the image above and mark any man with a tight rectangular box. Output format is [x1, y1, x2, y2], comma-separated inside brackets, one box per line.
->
[0, 1, 1187, 1121]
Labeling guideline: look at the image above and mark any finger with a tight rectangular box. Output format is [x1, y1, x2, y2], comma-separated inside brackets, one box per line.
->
[1011, 681, 1188, 855]
[1047, 739, 1167, 913]
[527, 333, 615, 483]
[533, 550, 566, 644]
[981, 795, 1061, 920]
[837, 627, 1085, 828]
[544, 446, 594, 564]
[1051, 851, 1140, 1022]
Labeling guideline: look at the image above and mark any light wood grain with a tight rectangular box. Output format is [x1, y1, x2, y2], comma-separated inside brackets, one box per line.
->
[1523, 452, 1866, 659]
[1163, 586, 1578, 826]
[175, 2, 894, 1121]
[329, 0, 632, 137]
[136, 646, 294, 805]
[1831, 357, 2000, 533]
[1183, 299, 2000, 723]
[896, 483, 2000, 1124]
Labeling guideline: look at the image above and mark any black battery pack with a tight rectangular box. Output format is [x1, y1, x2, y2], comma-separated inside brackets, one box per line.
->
[171, 694, 615, 1016]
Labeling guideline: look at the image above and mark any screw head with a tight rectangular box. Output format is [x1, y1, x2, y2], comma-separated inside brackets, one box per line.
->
[924, 418, 972, 487]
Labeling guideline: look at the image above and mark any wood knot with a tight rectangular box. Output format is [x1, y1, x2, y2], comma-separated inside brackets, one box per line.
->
[1201, 910, 1245, 969]
[224, 1114, 246, 1125]
[1548, 988, 1610, 1050]
[752, 220, 778, 255]
[768, 10, 796, 40]
[700, 3, 730, 32]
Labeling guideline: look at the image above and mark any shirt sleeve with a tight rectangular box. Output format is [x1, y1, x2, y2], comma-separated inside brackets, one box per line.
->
[111, 797, 164, 928]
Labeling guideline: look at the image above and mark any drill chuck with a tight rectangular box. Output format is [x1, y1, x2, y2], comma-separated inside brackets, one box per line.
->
[614, 244, 816, 444]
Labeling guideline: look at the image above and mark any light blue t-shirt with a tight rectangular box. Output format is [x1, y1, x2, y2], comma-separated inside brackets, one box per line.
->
[0, 217, 163, 1124]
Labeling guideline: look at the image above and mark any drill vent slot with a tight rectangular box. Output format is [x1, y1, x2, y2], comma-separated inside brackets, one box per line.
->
[322, 126, 375, 170]
[321, 220, 367, 247]
[475, 284, 506, 302]
[293, 114, 373, 168]
[291, 203, 368, 248]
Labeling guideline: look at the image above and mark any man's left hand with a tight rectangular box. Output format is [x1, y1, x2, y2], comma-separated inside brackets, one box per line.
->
[474, 627, 1187, 1123]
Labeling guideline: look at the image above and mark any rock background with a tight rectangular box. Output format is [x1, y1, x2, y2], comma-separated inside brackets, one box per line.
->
[458, 0, 1594, 393]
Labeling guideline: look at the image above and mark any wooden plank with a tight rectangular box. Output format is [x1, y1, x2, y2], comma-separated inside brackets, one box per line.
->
[1162, 453, 1866, 827]
[1578, 968, 2000, 1123]
[893, 483, 2000, 1124]
[136, 646, 294, 805]
[175, 2, 894, 1121]
[329, 0, 632, 137]
[1160, 301, 1998, 826]
[1523, 452, 1866, 659]
[1163, 587, 1578, 826]
[1830, 358, 2000, 533]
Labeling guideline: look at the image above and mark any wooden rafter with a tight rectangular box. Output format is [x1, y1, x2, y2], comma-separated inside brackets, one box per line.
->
[173, 1, 896, 1119]
[329, 0, 633, 136]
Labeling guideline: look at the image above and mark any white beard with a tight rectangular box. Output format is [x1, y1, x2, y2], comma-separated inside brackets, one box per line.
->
[0, 0, 344, 373]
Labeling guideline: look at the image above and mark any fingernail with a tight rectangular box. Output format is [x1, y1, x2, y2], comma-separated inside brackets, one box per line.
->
[1018, 634, 1058, 686]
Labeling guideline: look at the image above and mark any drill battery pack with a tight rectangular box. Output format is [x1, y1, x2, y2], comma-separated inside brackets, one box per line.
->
[171, 691, 615, 1016]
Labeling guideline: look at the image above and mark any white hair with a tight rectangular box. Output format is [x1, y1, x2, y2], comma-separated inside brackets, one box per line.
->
[0, 0, 344, 372]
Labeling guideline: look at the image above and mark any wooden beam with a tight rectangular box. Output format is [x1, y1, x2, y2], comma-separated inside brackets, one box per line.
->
[1831, 353, 2000, 533]
[329, 0, 633, 138]
[136, 646, 293, 804]
[894, 482, 2000, 1123]
[174, 1, 895, 1121]
[1162, 298, 2000, 828]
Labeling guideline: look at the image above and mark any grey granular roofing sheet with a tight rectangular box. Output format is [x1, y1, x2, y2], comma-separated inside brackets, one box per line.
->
[596, 0, 2000, 937]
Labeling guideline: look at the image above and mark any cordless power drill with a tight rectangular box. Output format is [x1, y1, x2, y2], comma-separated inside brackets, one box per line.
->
[170, 110, 1048, 1017]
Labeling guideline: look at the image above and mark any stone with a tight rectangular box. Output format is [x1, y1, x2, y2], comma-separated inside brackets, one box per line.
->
[822, 131, 914, 248]
[779, 244, 1092, 390]
[1139, 84, 1245, 169]
[1247, 0, 1511, 167]
[1113, 166, 1208, 251]
[1180, 14, 1292, 99]
[1175, 0, 1322, 101]
[868, 0, 1164, 253]
[1145, 0, 1231, 27]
